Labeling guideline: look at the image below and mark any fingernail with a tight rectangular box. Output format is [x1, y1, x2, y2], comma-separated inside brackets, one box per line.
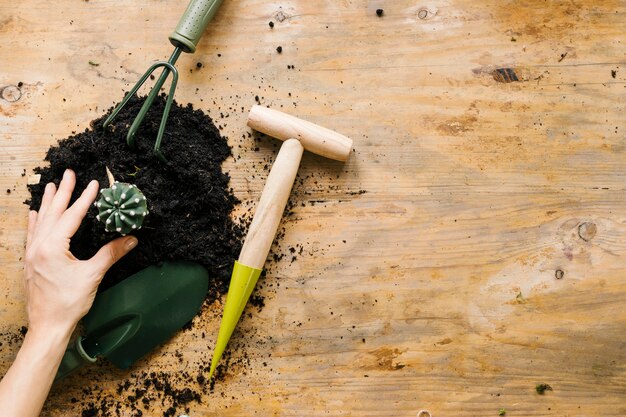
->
[63, 169, 70, 179]
[125, 237, 138, 250]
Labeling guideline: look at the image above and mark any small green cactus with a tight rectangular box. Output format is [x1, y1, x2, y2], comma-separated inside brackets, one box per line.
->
[95, 182, 148, 235]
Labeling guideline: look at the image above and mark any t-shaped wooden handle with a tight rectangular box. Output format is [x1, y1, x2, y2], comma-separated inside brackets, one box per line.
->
[247, 105, 353, 162]
[238, 107, 353, 269]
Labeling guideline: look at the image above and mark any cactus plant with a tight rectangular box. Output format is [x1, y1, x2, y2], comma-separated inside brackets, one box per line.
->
[95, 181, 148, 235]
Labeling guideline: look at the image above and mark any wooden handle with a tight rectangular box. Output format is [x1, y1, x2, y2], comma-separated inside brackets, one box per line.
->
[247, 105, 353, 162]
[238, 139, 304, 269]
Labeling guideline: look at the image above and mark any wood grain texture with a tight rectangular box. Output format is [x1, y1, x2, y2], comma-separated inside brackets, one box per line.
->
[239, 138, 303, 269]
[1, 0, 625, 416]
[247, 105, 354, 161]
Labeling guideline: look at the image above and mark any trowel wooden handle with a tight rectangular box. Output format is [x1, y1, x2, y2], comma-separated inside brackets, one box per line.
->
[238, 139, 304, 270]
[247, 105, 353, 162]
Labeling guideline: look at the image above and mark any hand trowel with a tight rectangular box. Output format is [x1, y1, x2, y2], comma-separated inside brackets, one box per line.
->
[56, 261, 208, 380]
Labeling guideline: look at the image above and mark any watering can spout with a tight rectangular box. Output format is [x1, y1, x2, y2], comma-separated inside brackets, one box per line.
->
[209, 261, 262, 378]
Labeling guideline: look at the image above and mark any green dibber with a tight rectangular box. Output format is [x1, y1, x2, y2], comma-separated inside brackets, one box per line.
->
[209, 106, 354, 379]
[208, 139, 304, 378]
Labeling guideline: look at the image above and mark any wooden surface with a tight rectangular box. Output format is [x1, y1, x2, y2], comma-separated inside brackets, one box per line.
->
[1, 0, 626, 415]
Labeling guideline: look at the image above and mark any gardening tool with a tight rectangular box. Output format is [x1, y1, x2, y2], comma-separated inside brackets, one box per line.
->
[208, 105, 353, 377]
[102, 0, 224, 162]
[56, 261, 208, 380]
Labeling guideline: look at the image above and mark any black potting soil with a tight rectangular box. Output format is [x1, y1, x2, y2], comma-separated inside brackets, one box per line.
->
[27, 94, 243, 297]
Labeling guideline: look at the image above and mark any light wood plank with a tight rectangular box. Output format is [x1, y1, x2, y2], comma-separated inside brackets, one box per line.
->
[1, 0, 625, 415]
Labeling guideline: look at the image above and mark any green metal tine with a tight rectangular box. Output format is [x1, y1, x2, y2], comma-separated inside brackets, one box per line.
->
[154, 65, 178, 163]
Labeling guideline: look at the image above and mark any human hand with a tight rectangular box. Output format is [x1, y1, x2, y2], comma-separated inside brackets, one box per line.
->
[24, 169, 138, 335]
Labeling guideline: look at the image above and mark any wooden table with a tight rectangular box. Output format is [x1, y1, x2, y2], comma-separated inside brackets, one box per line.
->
[1, 0, 625, 415]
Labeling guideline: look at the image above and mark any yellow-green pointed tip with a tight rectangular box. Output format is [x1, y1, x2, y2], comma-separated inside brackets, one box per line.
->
[209, 261, 262, 378]
[208, 357, 218, 379]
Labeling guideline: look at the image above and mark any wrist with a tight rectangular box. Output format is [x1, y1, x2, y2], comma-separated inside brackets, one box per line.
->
[24, 323, 74, 353]
[8, 323, 74, 387]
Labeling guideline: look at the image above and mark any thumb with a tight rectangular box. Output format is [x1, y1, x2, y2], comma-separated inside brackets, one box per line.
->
[90, 236, 138, 274]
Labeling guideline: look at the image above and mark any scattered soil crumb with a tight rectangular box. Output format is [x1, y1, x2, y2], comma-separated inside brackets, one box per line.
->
[536, 383, 553, 394]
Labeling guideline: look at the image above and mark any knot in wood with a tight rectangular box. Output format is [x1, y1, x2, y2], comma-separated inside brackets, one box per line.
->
[578, 222, 597, 241]
[274, 10, 289, 22]
[0, 85, 22, 102]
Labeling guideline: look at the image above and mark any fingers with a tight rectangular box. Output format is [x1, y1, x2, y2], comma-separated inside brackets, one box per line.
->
[47, 169, 76, 221]
[26, 210, 37, 251]
[57, 180, 99, 238]
[89, 236, 138, 275]
[36, 182, 57, 226]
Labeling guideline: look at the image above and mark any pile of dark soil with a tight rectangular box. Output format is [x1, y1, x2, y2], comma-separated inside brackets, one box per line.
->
[27, 94, 242, 297]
